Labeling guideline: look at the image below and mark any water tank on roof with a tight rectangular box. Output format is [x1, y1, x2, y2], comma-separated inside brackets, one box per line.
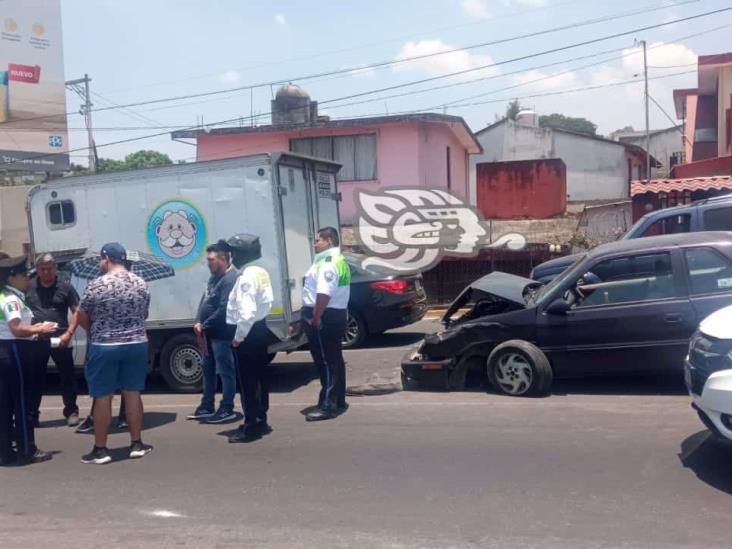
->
[516, 109, 539, 127]
[271, 83, 313, 125]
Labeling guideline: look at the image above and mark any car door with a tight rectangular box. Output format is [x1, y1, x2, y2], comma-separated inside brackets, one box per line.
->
[537, 249, 695, 376]
[683, 246, 732, 321]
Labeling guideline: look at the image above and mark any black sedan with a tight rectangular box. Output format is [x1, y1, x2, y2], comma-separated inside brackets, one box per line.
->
[402, 232, 732, 396]
[343, 254, 427, 348]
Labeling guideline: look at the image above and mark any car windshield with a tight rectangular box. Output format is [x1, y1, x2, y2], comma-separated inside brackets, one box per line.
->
[533, 253, 587, 304]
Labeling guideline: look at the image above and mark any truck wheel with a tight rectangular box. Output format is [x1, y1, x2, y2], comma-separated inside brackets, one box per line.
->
[159, 333, 204, 393]
[342, 310, 367, 349]
[487, 340, 552, 397]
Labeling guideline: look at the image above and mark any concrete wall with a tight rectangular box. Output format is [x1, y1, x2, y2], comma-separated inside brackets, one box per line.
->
[553, 132, 635, 201]
[476, 159, 566, 219]
[619, 129, 684, 178]
[0, 185, 32, 255]
[684, 94, 698, 164]
[196, 121, 470, 225]
[471, 120, 637, 204]
[418, 122, 469, 201]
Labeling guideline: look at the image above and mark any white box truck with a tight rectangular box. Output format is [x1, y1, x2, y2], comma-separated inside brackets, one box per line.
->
[27, 152, 341, 391]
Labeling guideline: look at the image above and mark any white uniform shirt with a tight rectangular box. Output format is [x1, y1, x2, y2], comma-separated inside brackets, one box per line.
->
[0, 285, 34, 340]
[302, 247, 350, 310]
[226, 265, 274, 343]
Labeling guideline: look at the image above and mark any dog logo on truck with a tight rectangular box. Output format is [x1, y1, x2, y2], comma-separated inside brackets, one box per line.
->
[146, 199, 207, 270]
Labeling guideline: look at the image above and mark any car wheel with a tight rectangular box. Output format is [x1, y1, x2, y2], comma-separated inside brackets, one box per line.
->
[342, 310, 367, 349]
[159, 333, 204, 393]
[487, 340, 552, 397]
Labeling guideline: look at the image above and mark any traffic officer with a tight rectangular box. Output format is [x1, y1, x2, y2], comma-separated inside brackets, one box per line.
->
[301, 227, 351, 422]
[225, 234, 275, 443]
[0, 255, 56, 465]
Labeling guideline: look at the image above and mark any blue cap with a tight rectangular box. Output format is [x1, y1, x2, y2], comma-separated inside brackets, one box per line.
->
[100, 242, 126, 262]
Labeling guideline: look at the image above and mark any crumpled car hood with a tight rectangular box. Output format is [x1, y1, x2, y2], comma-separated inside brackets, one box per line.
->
[441, 271, 539, 323]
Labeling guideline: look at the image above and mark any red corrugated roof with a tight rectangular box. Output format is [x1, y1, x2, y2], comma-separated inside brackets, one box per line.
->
[630, 176, 732, 196]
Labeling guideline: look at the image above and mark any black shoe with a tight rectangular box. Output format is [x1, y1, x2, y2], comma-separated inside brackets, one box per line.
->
[81, 446, 112, 465]
[116, 417, 128, 430]
[18, 448, 52, 465]
[0, 450, 17, 467]
[306, 409, 337, 422]
[75, 416, 94, 434]
[187, 407, 215, 420]
[336, 403, 349, 415]
[129, 441, 153, 459]
[201, 409, 238, 424]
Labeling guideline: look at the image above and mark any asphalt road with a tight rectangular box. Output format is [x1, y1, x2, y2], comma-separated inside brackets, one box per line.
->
[2, 320, 732, 548]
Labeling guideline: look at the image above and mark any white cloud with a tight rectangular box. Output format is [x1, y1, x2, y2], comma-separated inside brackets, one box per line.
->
[514, 69, 578, 92]
[274, 13, 287, 26]
[393, 39, 498, 81]
[461, 0, 491, 19]
[622, 42, 696, 74]
[219, 70, 241, 84]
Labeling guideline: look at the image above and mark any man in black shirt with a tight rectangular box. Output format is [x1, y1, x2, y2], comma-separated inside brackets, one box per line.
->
[26, 253, 81, 427]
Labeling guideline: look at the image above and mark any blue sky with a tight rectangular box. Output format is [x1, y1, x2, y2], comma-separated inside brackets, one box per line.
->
[59, 0, 732, 163]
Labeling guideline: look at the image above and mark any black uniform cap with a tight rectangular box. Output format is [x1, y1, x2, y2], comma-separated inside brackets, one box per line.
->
[225, 234, 261, 268]
[0, 255, 28, 276]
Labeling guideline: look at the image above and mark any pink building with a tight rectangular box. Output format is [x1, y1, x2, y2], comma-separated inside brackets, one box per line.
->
[673, 52, 732, 167]
[171, 85, 482, 225]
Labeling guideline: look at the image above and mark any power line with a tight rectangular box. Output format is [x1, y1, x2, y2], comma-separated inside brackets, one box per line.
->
[0, 0, 709, 127]
[4, 7, 724, 167]
[648, 92, 693, 147]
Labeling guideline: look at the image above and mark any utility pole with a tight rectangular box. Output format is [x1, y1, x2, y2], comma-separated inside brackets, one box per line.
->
[65, 74, 96, 172]
[641, 40, 651, 184]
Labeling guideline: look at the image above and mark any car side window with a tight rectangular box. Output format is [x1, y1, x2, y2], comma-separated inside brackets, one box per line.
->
[573, 252, 675, 308]
[640, 214, 691, 237]
[684, 247, 732, 295]
[703, 206, 732, 231]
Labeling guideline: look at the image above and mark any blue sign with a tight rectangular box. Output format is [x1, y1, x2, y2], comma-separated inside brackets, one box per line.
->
[146, 199, 207, 270]
[48, 135, 63, 148]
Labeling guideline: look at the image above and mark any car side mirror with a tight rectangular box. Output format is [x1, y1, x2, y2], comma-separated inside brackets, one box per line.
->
[545, 297, 570, 315]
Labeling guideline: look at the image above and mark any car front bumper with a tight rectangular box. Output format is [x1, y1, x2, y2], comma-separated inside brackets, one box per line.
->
[401, 349, 454, 389]
[685, 360, 732, 442]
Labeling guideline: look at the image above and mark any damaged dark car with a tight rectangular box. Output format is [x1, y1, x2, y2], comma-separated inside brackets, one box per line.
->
[402, 232, 732, 397]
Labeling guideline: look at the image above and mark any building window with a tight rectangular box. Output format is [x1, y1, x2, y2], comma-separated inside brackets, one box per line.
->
[46, 200, 76, 229]
[659, 192, 668, 209]
[290, 134, 377, 181]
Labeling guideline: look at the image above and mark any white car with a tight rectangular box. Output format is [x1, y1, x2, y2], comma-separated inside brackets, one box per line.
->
[685, 304, 732, 440]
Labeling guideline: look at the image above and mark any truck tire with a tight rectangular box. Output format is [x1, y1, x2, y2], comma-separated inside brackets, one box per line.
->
[487, 340, 552, 397]
[159, 333, 204, 393]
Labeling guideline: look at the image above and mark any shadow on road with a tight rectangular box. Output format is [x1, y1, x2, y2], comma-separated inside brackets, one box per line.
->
[269, 362, 318, 393]
[679, 430, 732, 495]
[412, 371, 690, 397]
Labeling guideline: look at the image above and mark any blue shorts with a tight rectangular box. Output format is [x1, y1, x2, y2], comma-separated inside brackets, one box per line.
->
[85, 342, 148, 398]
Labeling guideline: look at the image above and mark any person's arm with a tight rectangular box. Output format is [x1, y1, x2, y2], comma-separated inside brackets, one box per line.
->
[8, 318, 57, 338]
[200, 273, 236, 332]
[76, 308, 91, 332]
[59, 305, 79, 347]
[312, 264, 337, 329]
[229, 272, 259, 346]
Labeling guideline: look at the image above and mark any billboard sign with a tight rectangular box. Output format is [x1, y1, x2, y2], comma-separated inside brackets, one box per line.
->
[0, 0, 69, 172]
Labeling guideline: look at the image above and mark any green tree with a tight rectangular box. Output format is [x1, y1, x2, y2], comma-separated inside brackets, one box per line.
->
[505, 100, 523, 121]
[77, 150, 175, 173]
[538, 113, 597, 136]
[122, 150, 173, 170]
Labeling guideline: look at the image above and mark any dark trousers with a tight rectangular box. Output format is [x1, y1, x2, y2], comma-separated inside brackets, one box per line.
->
[34, 341, 78, 418]
[303, 308, 347, 412]
[235, 320, 273, 426]
[0, 341, 40, 460]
